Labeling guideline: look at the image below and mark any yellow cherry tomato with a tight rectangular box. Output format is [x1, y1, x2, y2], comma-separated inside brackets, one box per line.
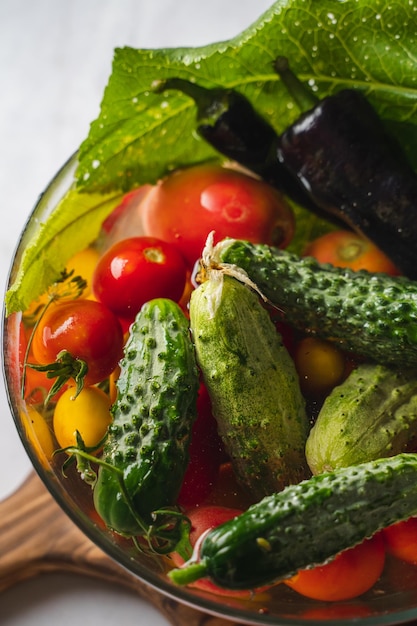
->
[53, 385, 112, 450]
[294, 337, 346, 397]
[24, 246, 100, 317]
[21, 404, 55, 468]
[67, 246, 101, 298]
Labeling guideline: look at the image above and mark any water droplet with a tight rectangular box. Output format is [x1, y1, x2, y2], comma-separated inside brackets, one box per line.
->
[92, 159, 100, 169]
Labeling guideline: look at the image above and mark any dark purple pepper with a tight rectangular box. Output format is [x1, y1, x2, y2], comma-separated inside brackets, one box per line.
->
[275, 56, 417, 279]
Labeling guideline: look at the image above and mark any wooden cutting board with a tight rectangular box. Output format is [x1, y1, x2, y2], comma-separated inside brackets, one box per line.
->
[0, 471, 241, 626]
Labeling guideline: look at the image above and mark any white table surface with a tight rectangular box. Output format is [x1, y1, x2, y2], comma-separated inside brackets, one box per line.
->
[0, 1, 271, 623]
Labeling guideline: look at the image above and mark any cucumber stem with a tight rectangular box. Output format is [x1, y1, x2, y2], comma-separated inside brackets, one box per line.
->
[274, 56, 319, 112]
[168, 561, 209, 586]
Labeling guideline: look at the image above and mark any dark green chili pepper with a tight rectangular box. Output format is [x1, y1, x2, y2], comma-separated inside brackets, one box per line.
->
[274, 56, 417, 279]
[154, 77, 277, 175]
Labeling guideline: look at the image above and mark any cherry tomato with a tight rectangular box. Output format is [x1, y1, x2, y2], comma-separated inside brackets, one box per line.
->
[23, 247, 100, 318]
[141, 163, 294, 268]
[383, 517, 417, 564]
[100, 186, 151, 246]
[53, 385, 112, 449]
[303, 229, 401, 275]
[21, 404, 55, 467]
[170, 505, 252, 597]
[284, 534, 385, 602]
[92, 236, 187, 324]
[31, 299, 124, 386]
[294, 336, 347, 397]
[205, 462, 256, 511]
[66, 246, 101, 298]
[177, 384, 224, 507]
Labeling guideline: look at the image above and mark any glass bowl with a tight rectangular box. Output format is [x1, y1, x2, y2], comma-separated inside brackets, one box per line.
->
[3, 154, 417, 626]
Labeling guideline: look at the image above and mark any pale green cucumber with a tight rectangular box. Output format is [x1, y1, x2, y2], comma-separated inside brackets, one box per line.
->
[189, 271, 310, 500]
[306, 363, 417, 474]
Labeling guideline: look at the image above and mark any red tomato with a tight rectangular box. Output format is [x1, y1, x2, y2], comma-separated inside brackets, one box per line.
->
[92, 236, 187, 324]
[284, 534, 385, 602]
[141, 163, 294, 268]
[383, 517, 417, 564]
[100, 186, 151, 248]
[177, 384, 224, 507]
[171, 505, 272, 598]
[170, 505, 251, 597]
[303, 229, 401, 275]
[31, 299, 124, 386]
[204, 462, 256, 511]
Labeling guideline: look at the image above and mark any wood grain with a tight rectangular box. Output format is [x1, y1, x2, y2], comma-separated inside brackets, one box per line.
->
[0, 472, 241, 626]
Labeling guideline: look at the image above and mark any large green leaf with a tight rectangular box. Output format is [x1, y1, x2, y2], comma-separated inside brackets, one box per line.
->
[5, 185, 123, 315]
[6, 0, 417, 314]
[77, 0, 417, 192]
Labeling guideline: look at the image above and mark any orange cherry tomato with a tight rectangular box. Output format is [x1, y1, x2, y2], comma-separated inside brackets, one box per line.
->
[383, 517, 417, 564]
[303, 229, 401, 275]
[284, 534, 385, 602]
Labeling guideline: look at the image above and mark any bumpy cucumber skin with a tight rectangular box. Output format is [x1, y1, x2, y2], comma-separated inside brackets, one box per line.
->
[306, 363, 417, 474]
[216, 239, 417, 366]
[175, 453, 417, 590]
[93, 298, 199, 536]
[189, 273, 310, 500]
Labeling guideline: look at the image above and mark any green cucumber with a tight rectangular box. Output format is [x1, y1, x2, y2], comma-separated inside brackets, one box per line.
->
[213, 238, 417, 366]
[306, 363, 417, 474]
[189, 270, 310, 500]
[93, 298, 199, 538]
[169, 452, 417, 590]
